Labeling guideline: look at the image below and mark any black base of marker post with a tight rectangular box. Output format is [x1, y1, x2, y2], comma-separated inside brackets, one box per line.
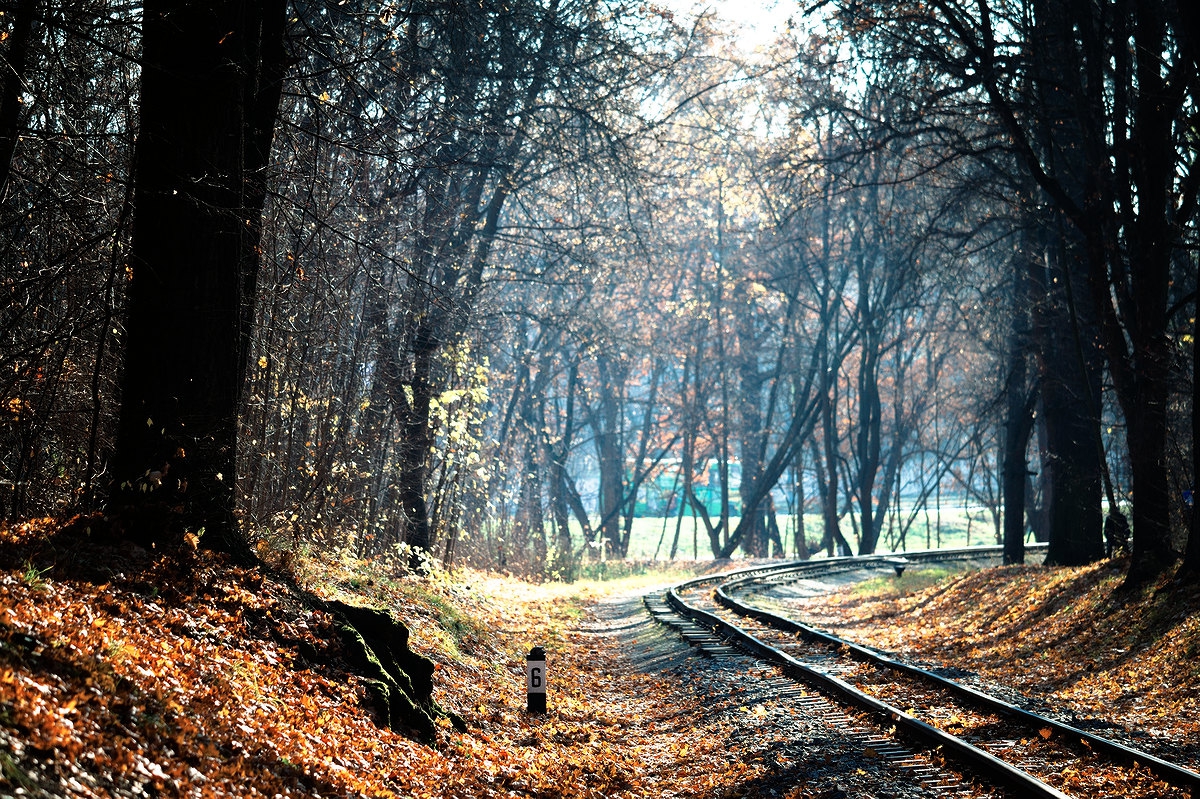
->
[526, 646, 546, 714]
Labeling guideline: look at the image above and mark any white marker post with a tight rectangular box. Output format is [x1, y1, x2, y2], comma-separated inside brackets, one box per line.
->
[526, 645, 546, 714]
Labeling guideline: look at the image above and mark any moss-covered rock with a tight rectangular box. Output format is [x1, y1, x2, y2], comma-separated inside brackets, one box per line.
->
[327, 599, 464, 743]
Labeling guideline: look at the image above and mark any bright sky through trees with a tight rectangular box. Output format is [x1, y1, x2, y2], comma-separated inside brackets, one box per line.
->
[662, 0, 797, 52]
[2, 0, 1195, 587]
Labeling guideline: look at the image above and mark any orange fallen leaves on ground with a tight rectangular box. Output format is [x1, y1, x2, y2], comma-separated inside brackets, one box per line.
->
[786, 557, 1200, 772]
[0, 519, 768, 798]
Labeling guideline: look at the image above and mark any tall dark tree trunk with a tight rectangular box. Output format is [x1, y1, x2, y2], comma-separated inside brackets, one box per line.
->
[1027, 224, 1105, 567]
[856, 326, 883, 555]
[592, 355, 624, 558]
[1121, 341, 1174, 580]
[0, 0, 36, 201]
[1033, 270, 1105, 566]
[396, 321, 436, 556]
[1003, 259, 1036, 565]
[818, 385, 847, 556]
[548, 361, 579, 577]
[1183, 298, 1200, 576]
[1024, 0, 1106, 567]
[792, 451, 810, 559]
[1100, 0, 1177, 584]
[112, 0, 287, 553]
[1176, 0, 1200, 581]
[737, 307, 768, 558]
[1028, 0, 1176, 581]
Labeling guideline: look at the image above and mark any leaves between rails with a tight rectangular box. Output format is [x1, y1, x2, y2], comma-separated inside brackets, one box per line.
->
[783, 559, 1200, 789]
[10, 514, 1191, 798]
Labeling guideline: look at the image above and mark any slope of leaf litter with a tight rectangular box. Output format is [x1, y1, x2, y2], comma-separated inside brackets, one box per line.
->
[773, 557, 1200, 788]
[0, 519, 933, 798]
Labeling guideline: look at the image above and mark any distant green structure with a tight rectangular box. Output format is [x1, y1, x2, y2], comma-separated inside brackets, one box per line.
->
[631, 460, 741, 518]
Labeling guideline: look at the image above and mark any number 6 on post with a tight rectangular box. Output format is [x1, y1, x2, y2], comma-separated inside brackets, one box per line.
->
[526, 645, 546, 714]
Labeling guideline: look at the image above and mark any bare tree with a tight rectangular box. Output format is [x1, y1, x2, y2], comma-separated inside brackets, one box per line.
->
[826, 0, 1198, 582]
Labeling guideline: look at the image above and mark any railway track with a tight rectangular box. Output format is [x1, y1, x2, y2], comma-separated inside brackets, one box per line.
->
[645, 547, 1200, 798]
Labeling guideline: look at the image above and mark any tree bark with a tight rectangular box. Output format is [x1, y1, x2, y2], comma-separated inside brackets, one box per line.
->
[112, 0, 287, 552]
[819, 386, 847, 556]
[1182, 298, 1199, 576]
[736, 298, 768, 558]
[592, 354, 624, 558]
[1104, 0, 1178, 583]
[548, 361, 580, 577]
[1002, 261, 1036, 564]
[855, 320, 883, 555]
[395, 321, 436, 558]
[793, 451, 810, 559]
[0, 0, 36, 201]
[1176, 0, 1200, 581]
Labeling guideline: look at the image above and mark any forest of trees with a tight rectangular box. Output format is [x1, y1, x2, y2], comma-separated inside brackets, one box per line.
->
[0, 0, 1196, 585]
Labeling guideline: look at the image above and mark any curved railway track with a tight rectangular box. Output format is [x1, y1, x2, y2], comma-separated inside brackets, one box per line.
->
[645, 547, 1200, 798]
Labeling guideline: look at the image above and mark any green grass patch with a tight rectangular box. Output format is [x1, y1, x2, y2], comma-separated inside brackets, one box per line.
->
[570, 506, 1006, 562]
[847, 563, 970, 601]
[395, 579, 489, 654]
[573, 558, 710, 583]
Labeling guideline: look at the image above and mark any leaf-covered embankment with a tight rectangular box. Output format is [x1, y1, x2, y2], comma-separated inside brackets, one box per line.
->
[785, 558, 1200, 769]
[0, 519, 769, 798]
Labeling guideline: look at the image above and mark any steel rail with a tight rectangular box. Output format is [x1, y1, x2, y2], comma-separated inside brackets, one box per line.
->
[658, 545, 1200, 798]
[713, 557, 1200, 793]
[666, 581, 1073, 798]
[670, 545, 1034, 597]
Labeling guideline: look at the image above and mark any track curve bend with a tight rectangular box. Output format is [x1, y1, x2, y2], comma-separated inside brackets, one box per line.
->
[648, 547, 1200, 799]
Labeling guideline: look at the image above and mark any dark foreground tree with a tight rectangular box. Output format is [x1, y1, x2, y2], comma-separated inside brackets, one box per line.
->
[1176, 0, 1200, 582]
[104, 4, 453, 737]
[111, 0, 288, 553]
[829, 0, 1198, 584]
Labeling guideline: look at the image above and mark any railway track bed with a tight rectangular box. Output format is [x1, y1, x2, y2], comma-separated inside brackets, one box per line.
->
[585, 592, 965, 798]
[645, 549, 1200, 799]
